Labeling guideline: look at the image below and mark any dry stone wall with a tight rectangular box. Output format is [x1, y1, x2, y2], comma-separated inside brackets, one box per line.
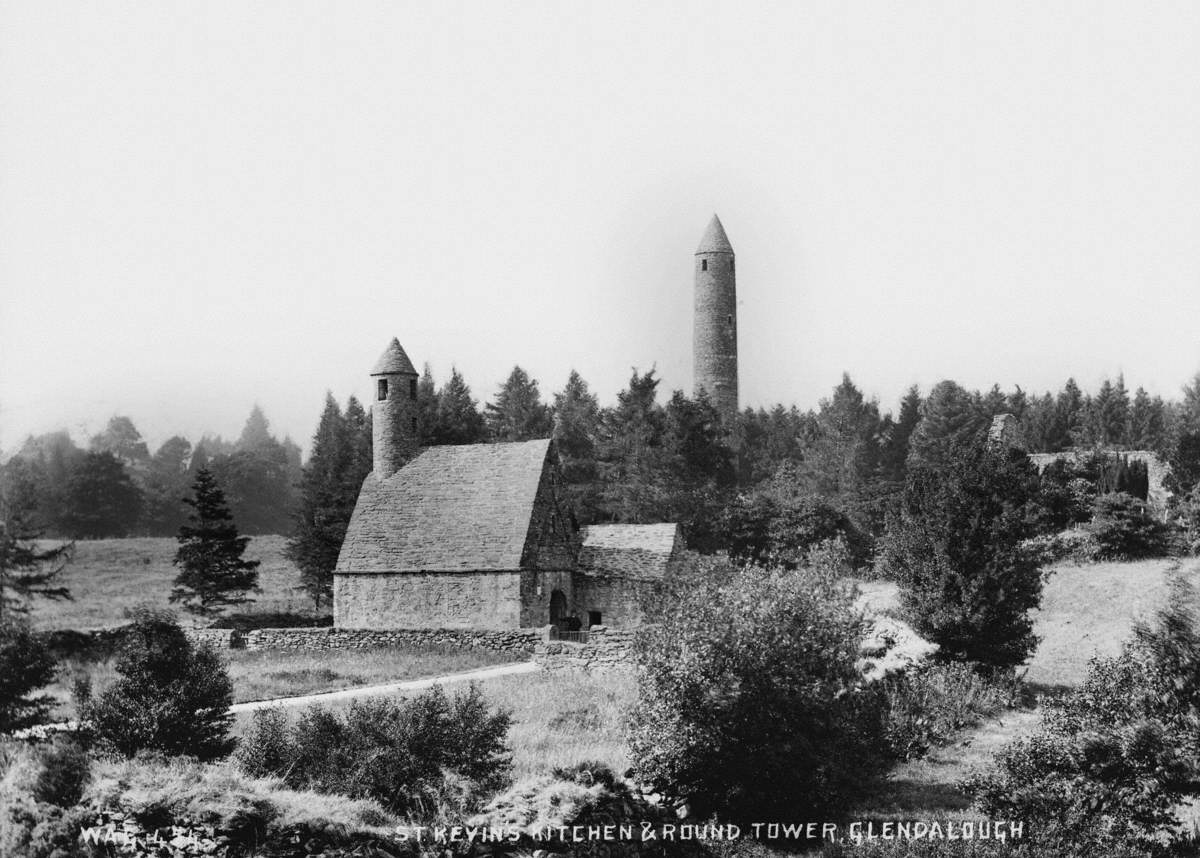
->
[534, 626, 640, 672]
[242, 625, 545, 655]
[1028, 449, 1172, 515]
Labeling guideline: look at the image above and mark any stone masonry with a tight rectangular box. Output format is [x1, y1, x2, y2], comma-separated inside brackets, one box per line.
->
[693, 214, 738, 422]
[533, 626, 640, 673]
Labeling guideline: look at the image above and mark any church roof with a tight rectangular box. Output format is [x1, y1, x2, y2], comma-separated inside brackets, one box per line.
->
[696, 214, 734, 254]
[577, 523, 681, 580]
[371, 338, 418, 376]
[335, 439, 552, 573]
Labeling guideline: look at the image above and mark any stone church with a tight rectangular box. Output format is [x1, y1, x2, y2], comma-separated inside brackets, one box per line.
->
[333, 216, 738, 631]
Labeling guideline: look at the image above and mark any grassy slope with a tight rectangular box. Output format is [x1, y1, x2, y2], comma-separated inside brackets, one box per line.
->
[855, 556, 1200, 819]
[29, 535, 319, 630]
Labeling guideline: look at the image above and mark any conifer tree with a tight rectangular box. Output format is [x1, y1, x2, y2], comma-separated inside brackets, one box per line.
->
[434, 367, 487, 444]
[62, 451, 143, 538]
[344, 395, 372, 478]
[552, 370, 601, 521]
[416, 363, 439, 445]
[486, 365, 553, 441]
[171, 468, 260, 618]
[286, 394, 350, 608]
[596, 369, 667, 522]
[906, 380, 986, 471]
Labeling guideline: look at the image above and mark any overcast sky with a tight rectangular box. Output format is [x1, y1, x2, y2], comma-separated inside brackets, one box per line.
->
[3, 2, 1200, 456]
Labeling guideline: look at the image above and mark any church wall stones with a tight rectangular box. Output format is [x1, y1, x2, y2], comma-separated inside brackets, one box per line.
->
[533, 626, 640, 673]
[333, 570, 524, 630]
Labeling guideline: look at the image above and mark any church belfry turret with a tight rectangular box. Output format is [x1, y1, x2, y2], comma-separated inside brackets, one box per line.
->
[370, 337, 419, 477]
[693, 214, 738, 421]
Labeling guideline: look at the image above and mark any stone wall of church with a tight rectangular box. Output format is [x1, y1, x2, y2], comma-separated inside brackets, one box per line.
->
[519, 569, 576, 628]
[573, 575, 662, 628]
[333, 571, 522, 629]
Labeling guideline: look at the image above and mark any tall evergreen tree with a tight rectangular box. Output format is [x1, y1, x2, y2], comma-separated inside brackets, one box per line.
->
[596, 369, 667, 523]
[552, 370, 601, 522]
[881, 385, 922, 483]
[62, 451, 143, 538]
[416, 363, 440, 445]
[1129, 387, 1167, 452]
[907, 380, 986, 471]
[486, 365, 553, 441]
[286, 393, 371, 608]
[1053, 378, 1085, 450]
[89, 416, 150, 467]
[433, 367, 487, 444]
[171, 468, 260, 618]
[140, 436, 193, 536]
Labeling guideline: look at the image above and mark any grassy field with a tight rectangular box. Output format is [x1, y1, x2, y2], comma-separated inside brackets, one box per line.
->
[47, 644, 521, 721]
[28, 535, 320, 630]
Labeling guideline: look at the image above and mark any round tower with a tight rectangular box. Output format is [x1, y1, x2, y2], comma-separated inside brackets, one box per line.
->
[693, 214, 738, 421]
[370, 337, 419, 478]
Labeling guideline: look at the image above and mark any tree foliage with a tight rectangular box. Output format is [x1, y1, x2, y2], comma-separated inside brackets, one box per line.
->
[61, 451, 142, 538]
[883, 438, 1043, 670]
[170, 468, 260, 618]
[80, 608, 235, 759]
[628, 560, 886, 826]
[486, 365, 553, 442]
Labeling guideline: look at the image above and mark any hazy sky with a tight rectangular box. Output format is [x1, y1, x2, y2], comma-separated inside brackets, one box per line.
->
[4, 2, 1200, 456]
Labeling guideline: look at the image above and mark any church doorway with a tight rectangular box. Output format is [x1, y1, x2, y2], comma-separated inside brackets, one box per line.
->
[549, 589, 567, 629]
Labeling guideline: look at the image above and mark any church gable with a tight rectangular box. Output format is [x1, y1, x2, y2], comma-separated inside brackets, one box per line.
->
[519, 445, 582, 571]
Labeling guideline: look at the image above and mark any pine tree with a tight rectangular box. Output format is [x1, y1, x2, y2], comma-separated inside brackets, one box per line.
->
[907, 380, 986, 470]
[434, 367, 487, 444]
[141, 436, 193, 536]
[486, 365, 553, 441]
[89, 415, 150, 466]
[1054, 378, 1085, 450]
[416, 363, 440, 445]
[552, 370, 601, 522]
[596, 369, 667, 523]
[881, 385, 922, 482]
[62, 451, 143, 538]
[171, 468, 260, 618]
[286, 393, 371, 608]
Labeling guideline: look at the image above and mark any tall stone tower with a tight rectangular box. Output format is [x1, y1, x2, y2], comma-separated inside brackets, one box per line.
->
[370, 337, 419, 478]
[693, 214, 738, 421]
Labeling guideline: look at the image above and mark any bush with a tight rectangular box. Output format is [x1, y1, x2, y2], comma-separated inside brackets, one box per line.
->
[1088, 492, 1174, 560]
[79, 608, 234, 760]
[882, 440, 1044, 670]
[0, 618, 58, 733]
[1020, 529, 1099, 566]
[876, 662, 1023, 761]
[237, 683, 511, 819]
[627, 558, 888, 827]
[967, 575, 1200, 854]
[32, 738, 91, 807]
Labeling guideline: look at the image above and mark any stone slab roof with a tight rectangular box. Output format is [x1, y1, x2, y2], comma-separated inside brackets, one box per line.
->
[577, 523, 681, 581]
[335, 439, 552, 573]
[371, 338, 418, 376]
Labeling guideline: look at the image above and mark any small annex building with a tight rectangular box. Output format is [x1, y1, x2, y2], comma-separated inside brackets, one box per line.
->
[333, 338, 684, 632]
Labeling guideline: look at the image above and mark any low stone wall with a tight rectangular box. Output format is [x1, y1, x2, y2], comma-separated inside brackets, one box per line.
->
[534, 626, 641, 672]
[242, 626, 546, 656]
[184, 628, 242, 649]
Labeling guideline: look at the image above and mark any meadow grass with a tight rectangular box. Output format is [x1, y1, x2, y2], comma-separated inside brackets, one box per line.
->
[47, 644, 521, 720]
[28, 535, 318, 631]
[232, 669, 637, 780]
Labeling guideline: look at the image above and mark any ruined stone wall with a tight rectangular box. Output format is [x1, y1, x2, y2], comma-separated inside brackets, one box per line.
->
[333, 570, 522, 629]
[533, 625, 641, 672]
[1028, 449, 1172, 516]
[242, 625, 543, 655]
[572, 575, 662, 628]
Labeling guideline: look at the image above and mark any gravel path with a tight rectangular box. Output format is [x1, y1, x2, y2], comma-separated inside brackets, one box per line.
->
[230, 660, 540, 712]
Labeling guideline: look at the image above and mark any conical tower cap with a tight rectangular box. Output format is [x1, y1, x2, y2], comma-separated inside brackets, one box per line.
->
[696, 214, 734, 254]
[371, 338, 418, 376]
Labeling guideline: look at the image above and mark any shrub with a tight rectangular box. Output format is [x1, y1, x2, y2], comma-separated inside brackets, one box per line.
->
[32, 738, 91, 807]
[967, 575, 1200, 854]
[1020, 529, 1099, 566]
[882, 439, 1044, 670]
[1088, 492, 1174, 560]
[0, 618, 58, 733]
[80, 608, 234, 760]
[237, 683, 511, 819]
[627, 558, 887, 827]
[876, 663, 1022, 761]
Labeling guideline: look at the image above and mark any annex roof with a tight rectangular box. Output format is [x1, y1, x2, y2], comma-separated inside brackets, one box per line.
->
[577, 523, 681, 580]
[335, 439, 552, 573]
[371, 338, 419, 376]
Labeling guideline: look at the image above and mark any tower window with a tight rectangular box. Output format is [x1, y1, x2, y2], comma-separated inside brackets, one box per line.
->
[409, 378, 418, 400]
[377, 379, 388, 401]
[411, 417, 417, 433]
[728, 314, 733, 325]
[701, 259, 708, 271]
[730, 259, 735, 272]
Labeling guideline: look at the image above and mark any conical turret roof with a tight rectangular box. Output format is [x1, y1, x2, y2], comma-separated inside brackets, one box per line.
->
[696, 214, 734, 254]
[371, 338, 418, 376]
